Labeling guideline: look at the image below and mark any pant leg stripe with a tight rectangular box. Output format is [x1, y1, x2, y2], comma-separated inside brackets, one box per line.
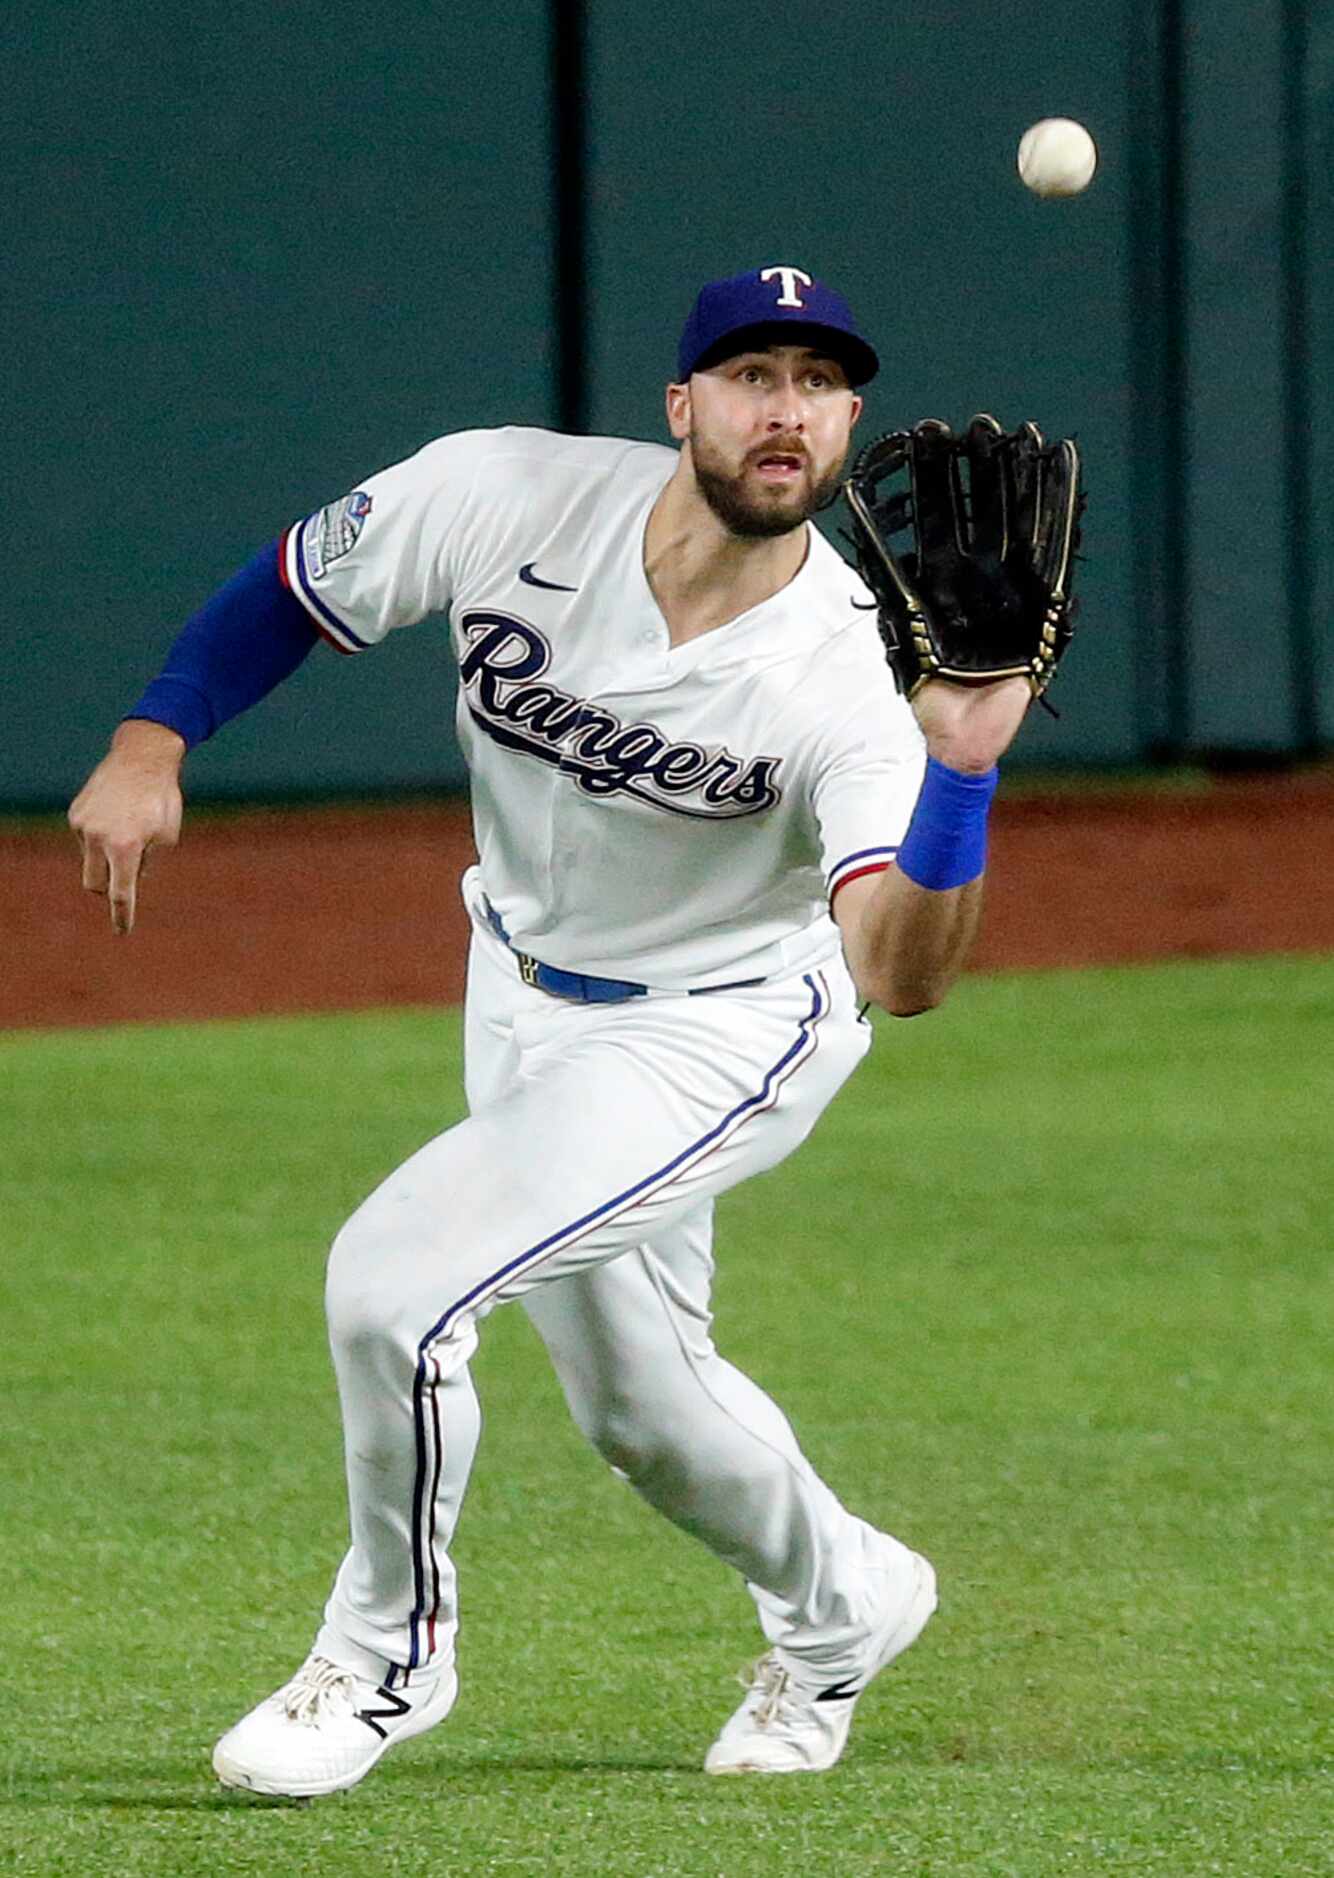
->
[425, 1352, 444, 1658]
[407, 1360, 432, 1669]
[406, 970, 830, 1665]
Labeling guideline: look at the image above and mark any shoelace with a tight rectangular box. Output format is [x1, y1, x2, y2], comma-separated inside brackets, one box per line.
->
[743, 1655, 803, 1730]
[282, 1656, 358, 1725]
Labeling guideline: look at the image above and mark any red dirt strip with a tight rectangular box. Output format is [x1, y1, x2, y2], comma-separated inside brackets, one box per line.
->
[6, 769, 1333, 1031]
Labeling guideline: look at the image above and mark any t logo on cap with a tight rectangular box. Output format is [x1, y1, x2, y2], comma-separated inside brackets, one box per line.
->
[760, 266, 813, 309]
[675, 267, 880, 386]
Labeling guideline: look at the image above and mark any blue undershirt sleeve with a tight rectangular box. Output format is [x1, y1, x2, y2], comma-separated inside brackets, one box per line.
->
[125, 539, 322, 750]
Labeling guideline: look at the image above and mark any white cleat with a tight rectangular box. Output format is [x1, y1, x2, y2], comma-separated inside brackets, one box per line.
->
[704, 1550, 937, 1775]
[213, 1652, 458, 1799]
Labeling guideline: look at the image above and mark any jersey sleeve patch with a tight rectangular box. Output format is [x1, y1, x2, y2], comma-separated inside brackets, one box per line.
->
[282, 516, 374, 652]
[827, 846, 897, 903]
[309, 491, 373, 575]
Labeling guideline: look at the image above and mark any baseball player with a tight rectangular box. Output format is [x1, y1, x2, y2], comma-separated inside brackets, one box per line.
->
[70, 266, 1036, 1797]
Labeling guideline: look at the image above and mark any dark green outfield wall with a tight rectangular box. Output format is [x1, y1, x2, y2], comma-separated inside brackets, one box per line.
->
[7, 0, 1330, 805]
[1303, 5, 1334, 751]
[1175, 1, 1330, 755]
[9, 0, 554, 804]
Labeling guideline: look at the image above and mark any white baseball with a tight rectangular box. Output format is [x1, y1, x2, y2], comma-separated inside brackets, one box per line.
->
[1017, 118, 1097, 198]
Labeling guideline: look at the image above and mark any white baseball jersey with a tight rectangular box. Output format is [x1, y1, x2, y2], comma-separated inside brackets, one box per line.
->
[282, 427, 926, 989]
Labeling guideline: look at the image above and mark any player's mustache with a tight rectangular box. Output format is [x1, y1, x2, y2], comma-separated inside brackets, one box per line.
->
[745, 437, 810, 468]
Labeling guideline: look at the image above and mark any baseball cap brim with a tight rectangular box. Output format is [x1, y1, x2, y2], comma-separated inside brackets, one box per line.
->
[686, 318, 879, 388]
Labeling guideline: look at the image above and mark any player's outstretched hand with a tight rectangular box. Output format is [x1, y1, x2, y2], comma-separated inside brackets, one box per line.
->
[910, 673, 1032, 776]
[69, 720, 186, 935]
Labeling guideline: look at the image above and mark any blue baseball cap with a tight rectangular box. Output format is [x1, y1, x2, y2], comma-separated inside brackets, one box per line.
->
[676, 265, 879, 386]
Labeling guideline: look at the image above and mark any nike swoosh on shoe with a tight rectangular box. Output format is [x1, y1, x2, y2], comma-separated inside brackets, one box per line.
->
[813, 1675, 863, 1703]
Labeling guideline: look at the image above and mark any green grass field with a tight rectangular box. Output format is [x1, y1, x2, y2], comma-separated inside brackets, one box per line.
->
[3, 956, 1331, 1876]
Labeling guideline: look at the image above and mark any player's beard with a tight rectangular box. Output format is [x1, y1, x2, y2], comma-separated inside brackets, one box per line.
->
[690, 428, 846, 539]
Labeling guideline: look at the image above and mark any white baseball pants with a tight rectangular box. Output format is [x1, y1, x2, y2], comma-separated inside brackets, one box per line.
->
[315, 904, 912, 1690]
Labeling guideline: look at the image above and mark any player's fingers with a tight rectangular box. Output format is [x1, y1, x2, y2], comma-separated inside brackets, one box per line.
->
[105, 840, 144, 936]
[78, 833, 111, 895]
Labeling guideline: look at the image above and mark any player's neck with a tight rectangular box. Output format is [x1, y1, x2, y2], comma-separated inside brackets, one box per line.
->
[644, 470, 809, 648]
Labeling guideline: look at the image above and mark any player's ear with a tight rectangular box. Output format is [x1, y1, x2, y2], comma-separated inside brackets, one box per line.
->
[849, 393, 864, 429]
[665, 379, 692, 441]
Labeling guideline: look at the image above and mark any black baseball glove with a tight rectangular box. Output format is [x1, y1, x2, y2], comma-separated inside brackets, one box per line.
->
[842, 414, 1083, 700]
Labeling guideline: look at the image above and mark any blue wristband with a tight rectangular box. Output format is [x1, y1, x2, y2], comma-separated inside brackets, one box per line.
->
[125, 540, 320, 750]
[896, 757, 999, 891]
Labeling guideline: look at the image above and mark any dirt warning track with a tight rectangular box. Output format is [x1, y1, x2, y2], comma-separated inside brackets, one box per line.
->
[8, 769, 1333, 1031]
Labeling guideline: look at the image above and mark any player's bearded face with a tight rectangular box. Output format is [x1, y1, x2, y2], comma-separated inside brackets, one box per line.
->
[689, 425, 848, 538]
[683, 351, 859, 539]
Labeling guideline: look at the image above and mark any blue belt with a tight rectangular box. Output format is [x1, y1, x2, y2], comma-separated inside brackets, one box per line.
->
[482, 899, 765, 1005]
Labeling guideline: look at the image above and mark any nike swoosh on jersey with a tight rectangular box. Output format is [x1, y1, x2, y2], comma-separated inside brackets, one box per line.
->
[518, 561, 579, 592]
